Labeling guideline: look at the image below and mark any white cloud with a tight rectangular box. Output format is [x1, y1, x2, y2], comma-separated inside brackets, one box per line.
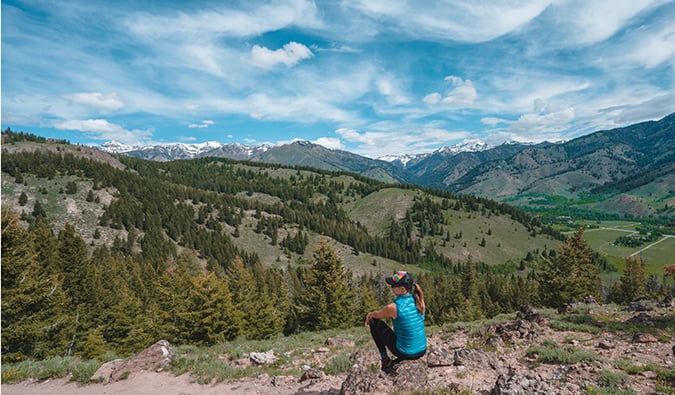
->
[337, 126, 473, 157]
[624, 23, 675, 69]
[425, 76, 477, 108]
[504, 105, 576, 141]
[250, 42, 313, 68]
[343, 0, 551, 42]
[64, 92, 124, 110]
[423, 92, 442, 105]
[188, 120, 214, 128]
[553, 0, 662, 45]
[124, 1, 321, 39]
[52, 119, 153, 145]
[481, 117, 506, 126]
[313, 137, 345, 150]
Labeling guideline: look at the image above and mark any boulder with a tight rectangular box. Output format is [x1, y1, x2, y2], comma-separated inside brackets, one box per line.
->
[632, 333, 658, 343]
[490, 373, 555, 394]
[453, 348, 503, 374]
[340, 358, 427, 394]
[250, 349, 278, 365]
[427, 347, 454, 367]
[91, 340, 175, 383]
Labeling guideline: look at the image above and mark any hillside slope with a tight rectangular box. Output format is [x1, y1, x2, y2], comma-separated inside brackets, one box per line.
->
[1, 134, 559, 275]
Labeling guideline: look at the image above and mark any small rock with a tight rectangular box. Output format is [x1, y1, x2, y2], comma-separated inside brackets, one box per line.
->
[300, 368, 325, 382]
[632, 333, 658, 343]
[250, 350, 278, 365]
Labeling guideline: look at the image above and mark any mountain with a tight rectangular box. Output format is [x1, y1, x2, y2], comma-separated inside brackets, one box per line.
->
[404, 141, 555, 189]
[102, 140, 272, 161]
[451, 114, 675, 211]
[96, 113, 675, 217]
[248, 140, 408, 183]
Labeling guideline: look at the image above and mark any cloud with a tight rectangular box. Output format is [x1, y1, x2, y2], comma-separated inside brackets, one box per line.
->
[425, 76, 477, 108]
[549, 0, 663, 46]
[313, 137, 345, 150]
[52, 119, 153, 145]
[64, 92, 124, 110]
[124, 1, 321, 39]
[250, 42, 313, 68]
[494, 105, 576, 142]
[343, 0, 550, 42]
[188, 120, 214, 128]
[337, 126, 473, 157]
[623, 23, 675, 69]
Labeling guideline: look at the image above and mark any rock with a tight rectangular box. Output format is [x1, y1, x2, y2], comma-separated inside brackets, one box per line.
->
[491, 373, 556, 394]
[627, 312, 654, 326]
[90, 358, 124, 383]
[628, 299, 652, 312]
[271, 375, 294, 386]
[91, 340, 175, 383]
[300, 368, 325, 382]
[250, 350, 278, 365]
[517, 305, 537, 318]
[391, 359, 427, 389]
[454, 348, 503, 374]
[340, 358, 427, 394]
[427, 347, 454, 367]
[598, 338, 616, 350]
[632, 333, 658, 343]
[657, 295, 674, 308]
[486, 335, 504, 348]
[340, 365, 388, 395]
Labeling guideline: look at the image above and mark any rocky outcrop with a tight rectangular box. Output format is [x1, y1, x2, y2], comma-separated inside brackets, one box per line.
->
[340, 358, 428, 395]
[91, 340, 175, 383]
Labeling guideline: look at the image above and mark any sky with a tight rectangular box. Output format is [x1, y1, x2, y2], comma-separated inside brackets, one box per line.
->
[2, 0, 674, 158]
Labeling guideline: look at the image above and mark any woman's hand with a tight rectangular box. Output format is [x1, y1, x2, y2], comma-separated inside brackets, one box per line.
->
[365, 303, 397, 326]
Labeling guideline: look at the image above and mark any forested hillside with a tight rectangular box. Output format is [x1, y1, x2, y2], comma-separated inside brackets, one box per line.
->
[2, 130, 671, 363]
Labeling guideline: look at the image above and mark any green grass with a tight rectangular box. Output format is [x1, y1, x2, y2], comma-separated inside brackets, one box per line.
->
[579, 221, 675, 276]
[615, 360, 675, 393]
[1, 356, 101, 384]
[1, 326, 368, 385]
[525, 342, 600, 364]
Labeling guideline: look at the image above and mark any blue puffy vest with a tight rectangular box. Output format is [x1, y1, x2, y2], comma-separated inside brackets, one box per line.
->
[393, 293, 426, 355]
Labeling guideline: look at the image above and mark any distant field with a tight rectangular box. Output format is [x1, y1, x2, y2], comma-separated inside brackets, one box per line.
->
[575, 221, 675, 276]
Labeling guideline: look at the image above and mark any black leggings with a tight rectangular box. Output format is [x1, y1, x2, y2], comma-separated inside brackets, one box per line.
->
[368, 318, 426, 360]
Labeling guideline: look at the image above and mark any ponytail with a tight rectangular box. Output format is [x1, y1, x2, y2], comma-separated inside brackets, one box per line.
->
[412, 283, 425, 315]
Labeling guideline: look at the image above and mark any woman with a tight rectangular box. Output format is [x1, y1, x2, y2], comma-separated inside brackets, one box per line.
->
[365, 271, 427, 372]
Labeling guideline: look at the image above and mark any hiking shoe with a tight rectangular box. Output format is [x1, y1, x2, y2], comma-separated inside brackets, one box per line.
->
[381, 357, 396, 373]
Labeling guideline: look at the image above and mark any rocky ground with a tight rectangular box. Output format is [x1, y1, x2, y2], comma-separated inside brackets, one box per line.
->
[4, 301, 674, 395]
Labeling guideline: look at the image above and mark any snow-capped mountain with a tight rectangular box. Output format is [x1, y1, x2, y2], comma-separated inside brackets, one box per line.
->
[99, 140, 272, 162]
[377, 153, 428, 166]
[435, 139, 491, 155]
[377, 139, 491, 166]
[100, 140, 140, 154]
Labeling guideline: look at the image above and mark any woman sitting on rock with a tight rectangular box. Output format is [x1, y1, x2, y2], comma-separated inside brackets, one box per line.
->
[365, 271, 427, 372]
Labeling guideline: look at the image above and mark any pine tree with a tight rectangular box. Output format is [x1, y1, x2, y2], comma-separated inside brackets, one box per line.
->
[180, 273, 241, 345]
[539, 227, 601, 308]
[1, 208, 72, 361]
[618, 256, 646, 303]
[226, 256, 277, 340]
[56, 223, 89, 304]
[299, 240, 356, 331]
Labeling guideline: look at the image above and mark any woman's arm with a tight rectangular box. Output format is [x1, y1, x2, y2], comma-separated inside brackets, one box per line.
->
[365, 303, 397, 326]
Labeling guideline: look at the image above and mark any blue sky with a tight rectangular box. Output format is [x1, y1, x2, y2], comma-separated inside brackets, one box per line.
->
[2, 0, 674, 158]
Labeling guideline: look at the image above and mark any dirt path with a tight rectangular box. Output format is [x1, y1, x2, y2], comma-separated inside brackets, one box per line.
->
[2, 371, 345, 395]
